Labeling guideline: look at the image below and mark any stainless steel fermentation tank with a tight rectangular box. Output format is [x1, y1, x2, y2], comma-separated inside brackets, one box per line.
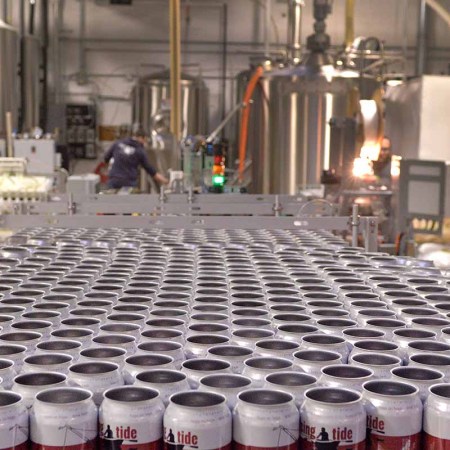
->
[132, 70, 209, 174]
[252, 66, 361, 194]
[0, 20, 19, 137]
[237, 0, 380, 195]
[132, 70, 209, 138]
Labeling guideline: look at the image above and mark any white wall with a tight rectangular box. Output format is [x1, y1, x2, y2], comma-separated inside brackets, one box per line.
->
[9, 0, 450, 131]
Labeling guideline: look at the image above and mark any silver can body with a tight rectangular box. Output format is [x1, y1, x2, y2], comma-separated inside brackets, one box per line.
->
[30, 387, 97, 449]
[164, 392, 232, 450]
[363, 380, 423, 450]
[100, 386, 164, 450]
[300, 387, 366, 450]
[233, 389, 299, 450]
[424, 384, 450, 448]
[0, 392, 28, 450]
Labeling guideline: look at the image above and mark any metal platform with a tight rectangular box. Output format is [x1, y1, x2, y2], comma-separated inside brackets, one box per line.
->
[0, 193, 378, 251]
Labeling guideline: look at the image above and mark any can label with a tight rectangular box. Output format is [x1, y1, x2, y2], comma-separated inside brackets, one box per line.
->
[30, 420, 97, 449]
[0, 408, 29, 450]
[300, 422, 365, 450]
[233, 407, 299, 449]
[233, 443, 296, 450]
[163, 426, 231, 450]
[99, 423, 163, 450]
[2, 443, 29, 450]
[366, 433, 422, 450]
[366, 411, 422, 450]
[31, 440, 97, 450]
[423, 434, 450, 449]
[425, 404, 450, 449]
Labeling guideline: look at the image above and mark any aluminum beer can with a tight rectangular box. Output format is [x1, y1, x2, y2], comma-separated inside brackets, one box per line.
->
[424, 383, 450, 448]
[68, 361, 124, 406]
[0, 391, 28, 450]
[198, 374, 253, 410]
[363, 380, 423, 450]
[233, 389, 299, 450]
[300, 387, 366, 450]
[100, 386, 164, 450]
[164, 391, 231, 450]
[134, 370, 190, 407]
[30, 387, 97, 450]
[12, 372, 67, 409]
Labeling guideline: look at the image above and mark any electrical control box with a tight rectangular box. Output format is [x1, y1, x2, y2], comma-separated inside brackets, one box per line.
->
[14, 139, 57, 174]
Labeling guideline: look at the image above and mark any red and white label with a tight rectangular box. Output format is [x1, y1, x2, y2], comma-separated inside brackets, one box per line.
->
[424, 434, 450, 450]
[30, 414, 97, 448]
[366, 433, 422, 450]
[233, 443, 296, 450]
[163, 427, 231, 450]
[300, 421, 365, 450]
[101, 438, 162, 450]
[299, 440, 365, 450]
[164, 403, 231, 450]
[2, 443, 29, 450]
[425, 399, 450, 446]
[233, 404, 299, 449]
[99, 422, 163, 450]
[0, 405, 29, 450]
[31, 439, 97, 450]
[365, 405, 422, 447]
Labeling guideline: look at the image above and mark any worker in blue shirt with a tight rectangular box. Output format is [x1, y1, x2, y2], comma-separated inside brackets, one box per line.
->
[104, 129, 169, 189]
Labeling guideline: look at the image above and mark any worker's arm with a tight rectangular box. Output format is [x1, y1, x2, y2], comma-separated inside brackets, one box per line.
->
[104, 143, 116, 163]
[138, 147, 169, 185]
[153, 172, 170, 185]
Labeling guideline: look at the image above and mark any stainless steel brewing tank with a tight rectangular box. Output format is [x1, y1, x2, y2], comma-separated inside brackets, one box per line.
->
[132, 70, 209, 137]
[254, 65, 360, 195]
[0, 20, 19, 137]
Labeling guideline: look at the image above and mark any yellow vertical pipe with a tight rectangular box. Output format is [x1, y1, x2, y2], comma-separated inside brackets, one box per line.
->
[169, 0, 182, 141]
[345, 0, 355, 48]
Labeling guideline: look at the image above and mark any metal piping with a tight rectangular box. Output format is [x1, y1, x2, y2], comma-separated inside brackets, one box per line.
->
[78, 0, 87, 84]
[221, 3, 228, 123]
[19, 0, 26, 132]
[345, 0, 355, 48]
[264, 0, 271, 57]
[2, 0, 10, 24]
[29, 0, 35, 35]
[426, 0, 450, 27]
[416, 0, 427, 75]
[5, 112, 13, 157]
[287, 0, 303, 64]
[169, 0, 182, 140]
[54, 0, 65, 104]
[41, 0, 49, 130]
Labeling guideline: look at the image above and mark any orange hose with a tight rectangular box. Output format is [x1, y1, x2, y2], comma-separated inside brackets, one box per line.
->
[238, 66, 264, 182]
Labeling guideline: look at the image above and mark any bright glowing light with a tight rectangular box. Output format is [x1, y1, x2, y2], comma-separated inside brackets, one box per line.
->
[212, 175, 225, 186]
[322, 65, 336, 82]
[360, 143, 381, 161]
[391, 155, 402, 177]
[387, 79, 404, 87]
[353, 157, 374, 178]
[323, 93, 333, 171]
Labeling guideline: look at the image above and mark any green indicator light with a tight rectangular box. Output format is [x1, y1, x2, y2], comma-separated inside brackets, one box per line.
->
[212, 175, 225, 186]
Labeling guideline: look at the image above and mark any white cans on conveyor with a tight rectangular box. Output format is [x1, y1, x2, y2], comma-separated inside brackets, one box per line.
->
[99, 386, 164, 450]
[164, 391, 232, 450]
[30, 387, 97, 450]
[300, 387, 366, 450]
